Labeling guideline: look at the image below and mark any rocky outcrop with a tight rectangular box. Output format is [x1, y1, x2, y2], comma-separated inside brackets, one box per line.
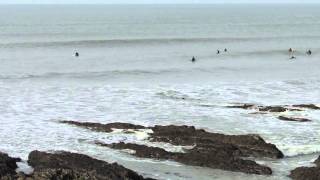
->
[226, 103, 320, 112]
[278, 116, 312, 122]
[97, 142, 272, 175]
[1, 150, 153, 180]
[0, 152, 20, 180]
[149, 125, 283, 159]
[61, 121, 285, 175]
[27, 150, 154, 180]
[226, 104, 256, 110]
[290, 156, 320, 180]
[60, 121, 146, 133]
[292, 104, 320, 110]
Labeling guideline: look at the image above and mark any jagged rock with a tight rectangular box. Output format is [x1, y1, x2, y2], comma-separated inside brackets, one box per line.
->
[149, 125, 283, 159]
[60, 121, 146, 133]
[0, 152, 21, 180]
[27, 151, 154, 180]
[290, 156, 320, 180]
[61, 121, 285, 175]
[97, 142, 272, 175]
[61, 121, 283, 159]
[278, 116, 312, 122]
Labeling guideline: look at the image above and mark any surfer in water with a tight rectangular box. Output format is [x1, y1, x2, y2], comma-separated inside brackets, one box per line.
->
[224, 48, 228, 52]
[75, 52, 79, 57]
[217, 50, 220, 54]
[290, 55, 296, 60]
[191, 56, 196, 63]
[306, 50, 312, 55]
[288, 48, 293, 53]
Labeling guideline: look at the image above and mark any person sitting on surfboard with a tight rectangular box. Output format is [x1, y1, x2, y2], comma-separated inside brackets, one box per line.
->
[75, 52, 79, 57]
[217, 50, 220, 54]
[224, 48, 227, 52]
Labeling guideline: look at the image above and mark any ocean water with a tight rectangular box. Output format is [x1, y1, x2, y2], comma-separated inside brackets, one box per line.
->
[0, 4, 320, 180]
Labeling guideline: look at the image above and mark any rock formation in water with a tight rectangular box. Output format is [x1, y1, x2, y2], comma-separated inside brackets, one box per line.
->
[0, 150, 153, 180]
[61, 121, 284, 175]
[0, 152, 21, 179]
[278, 116, 312, 122]
[290, 155, 320, 180]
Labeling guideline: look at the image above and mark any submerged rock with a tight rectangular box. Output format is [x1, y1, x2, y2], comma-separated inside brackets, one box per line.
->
[61, 121, 285, 175]
[292, 104, 320, 110]
[226, 103, 320, 113]
[97, 142, 272, 175]
[0, 152, 21, 179]
[258, 106, 288, 113]
[60, 121, 146, 133]
[226, 104, 256, 110]
[27, 150, 154, 180]
[278, 116, 312, 122]
[290, 156, 320, 180]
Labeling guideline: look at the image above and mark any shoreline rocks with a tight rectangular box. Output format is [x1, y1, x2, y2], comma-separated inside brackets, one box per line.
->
[28, 150, 154, 180]
[0, 150, 153, 180]
[0, 152, 21, 179]
[61, 121, 284, 175]
[290, 156, 320, 180]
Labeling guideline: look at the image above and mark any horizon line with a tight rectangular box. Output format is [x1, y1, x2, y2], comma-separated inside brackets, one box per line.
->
[0, 2, 319, 4]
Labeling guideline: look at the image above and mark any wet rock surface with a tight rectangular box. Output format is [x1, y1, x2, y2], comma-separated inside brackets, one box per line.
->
[97, 142, 272, 175]
[290, 156, 320, 180]
[278, 116, 312, 122]
[149, 125, 283, 159]
[226, 103, 319, 122]
[61, 121, 284, 175]
[292, 104, 320, 110]
[227, 103, 320, 112]
[1, 150, 153, 180]
[0, 152, 21, 179]
[27, 150, 154, 180]
[60, 121, 147, 133]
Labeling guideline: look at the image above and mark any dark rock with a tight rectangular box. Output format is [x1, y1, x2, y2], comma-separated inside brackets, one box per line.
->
[61, 121, 284, 175]
[226, 104, 256, 110]
[27, 150, 154, 180]
[60, 121, 146, 133]
[278, 116, 312, 122]
[290, 156, 320, 180]
[0, 152, 21, 179]
[62, 121, 283, 159]
[149, 125, 283, 159]
[258, 106, 288, 113]
[97, 142, 272, 175]
[292, 104, 320, 110]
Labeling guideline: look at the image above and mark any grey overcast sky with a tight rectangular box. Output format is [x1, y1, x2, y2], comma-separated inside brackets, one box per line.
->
[0, 0, 318, 4]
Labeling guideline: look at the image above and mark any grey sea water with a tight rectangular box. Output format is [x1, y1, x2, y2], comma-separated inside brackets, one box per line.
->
[0, 4, 320, 179]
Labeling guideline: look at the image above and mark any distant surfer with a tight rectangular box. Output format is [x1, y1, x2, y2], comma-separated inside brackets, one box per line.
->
[217, 50, 220, 54]
[288, 48, 293, 53]
[191, 56, 196, 63]
[75, 52, 79, 57]
[306, 50, 312, 55]
[290, 56, 296, 60]
[224, 48, 228, 52]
